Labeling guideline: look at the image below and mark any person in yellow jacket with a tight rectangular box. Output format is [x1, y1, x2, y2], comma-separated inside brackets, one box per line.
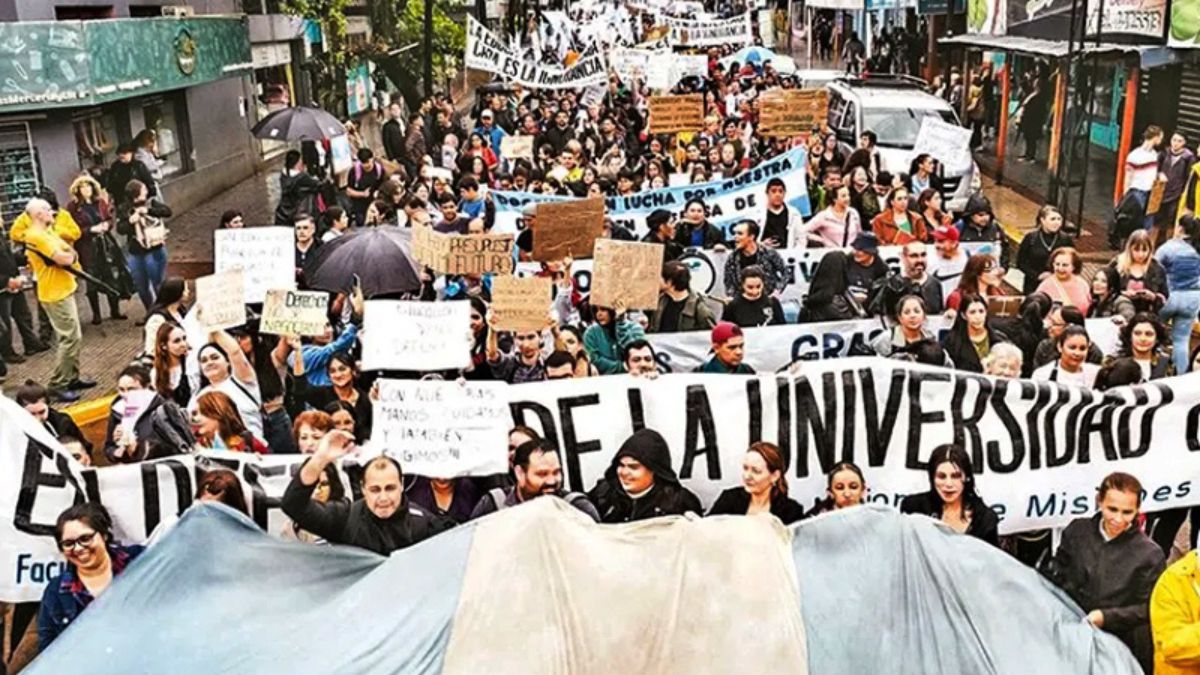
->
[9, 198, 95, 401]
[1152, 550, 1200, 674]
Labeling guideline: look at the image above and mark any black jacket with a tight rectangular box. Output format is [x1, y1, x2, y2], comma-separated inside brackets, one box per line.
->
[707, 487, 805, 525]
[44, 409, 91, 452]
[898, 491, 999, 547]
[105, 159, 157, 205]
[721, 295, 785, 328]
[641, 231, 684, 262]
[382, 119, 405, 162]
[281, 468, 454, 555]
[802, 251, 889, 322]
[1043, 514, 1164, 672]
[1016, 229, 1074, 296]
[102, 393, 194, 463]
[941, 323, 1010, 373]
[275, 170, 322, 225]
[674, 221, 725, 249]
[587, 429, 702, 524]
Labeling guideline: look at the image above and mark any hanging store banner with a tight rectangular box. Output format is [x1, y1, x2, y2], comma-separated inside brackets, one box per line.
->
[1087, 0, 1167, 39]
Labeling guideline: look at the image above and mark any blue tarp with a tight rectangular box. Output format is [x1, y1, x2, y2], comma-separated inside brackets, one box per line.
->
[28, 503, 1140, 674]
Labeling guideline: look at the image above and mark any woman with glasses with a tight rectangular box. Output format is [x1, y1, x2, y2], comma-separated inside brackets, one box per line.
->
[38, 502, 144, 650]
[945, 254, 1005, 312]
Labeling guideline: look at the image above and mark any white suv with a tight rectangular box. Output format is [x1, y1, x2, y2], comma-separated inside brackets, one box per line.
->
[825, 76, 981, 214]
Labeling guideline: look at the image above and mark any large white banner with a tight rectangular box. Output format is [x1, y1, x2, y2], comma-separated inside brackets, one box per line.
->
[466, 16, 609, 89]
[664, 13, 753, 46]
[214, 227, 295, 304]
[646, 318, 1121, 374]
[493, 146, 812, 238]
[504, 360, 1200, 536]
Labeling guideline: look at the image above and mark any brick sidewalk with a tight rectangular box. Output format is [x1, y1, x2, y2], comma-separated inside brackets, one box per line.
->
[1, 162, 281, 403]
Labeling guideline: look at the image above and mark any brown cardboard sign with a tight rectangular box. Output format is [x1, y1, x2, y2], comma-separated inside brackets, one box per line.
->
[533, 196, 606, 261]
[648, 94, 705, 134]
[758, 89, 829, 137]
[491, 275, 554, 332]
[589, 239, 664, 310]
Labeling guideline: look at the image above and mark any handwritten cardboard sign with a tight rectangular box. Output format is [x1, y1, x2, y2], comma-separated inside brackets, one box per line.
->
[912, 116, 973, 174]
[413, 227, 515, 276]
[589, 239, 664, 310]
[500, 135, 534, 159]
[648, 94, 705, 134]
[362, 300, 472, 371]
[758, 89, 828, 137]
[259, 289, 330, 337]
[1147, 179, 1166, 216]
[491, 275, 553, 332]
[195, 270, 247, 331]
[214, 226, 295, 304]
[533, 196, 606, 261]
[372, 379, 510, 477]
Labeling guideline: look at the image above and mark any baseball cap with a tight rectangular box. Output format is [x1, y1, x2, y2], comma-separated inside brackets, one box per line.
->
[931, 225, 960, 243]
[711, 321, 742, 345]
[481, 109, 494, 119]
[851, 232, 880, 255]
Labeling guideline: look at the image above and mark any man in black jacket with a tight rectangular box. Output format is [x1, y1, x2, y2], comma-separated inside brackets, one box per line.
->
[801, 232, 889, 323]
[105, 143, 157, 208]
[867, 240, 944, 318]
[274, 150, 322, 226]
[282, 431, 453, 555]
[381, 103, 406, 163]
[587, 428, 702, 523]
[470, 439, 600, 520]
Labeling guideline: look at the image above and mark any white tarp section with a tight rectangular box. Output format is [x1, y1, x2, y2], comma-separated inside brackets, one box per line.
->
[444, 498, 808, 674]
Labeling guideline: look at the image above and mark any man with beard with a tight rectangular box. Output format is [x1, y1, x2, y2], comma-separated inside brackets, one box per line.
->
[623, 339, 659, 377]
[587, 428, 703, 523]
[282, 431, 453, 554]
[868, 240, 944, 318]
[470, 440, 600, 520]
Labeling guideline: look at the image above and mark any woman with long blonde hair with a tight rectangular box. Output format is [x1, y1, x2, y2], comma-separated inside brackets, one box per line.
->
[1111, 230, 1168, 314]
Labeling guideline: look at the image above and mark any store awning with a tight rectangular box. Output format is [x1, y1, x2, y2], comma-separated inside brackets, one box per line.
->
[939, 34, 1177, 68]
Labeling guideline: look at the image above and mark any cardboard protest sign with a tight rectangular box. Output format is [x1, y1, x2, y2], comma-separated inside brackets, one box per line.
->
[491, 275, 553, 332]
[373, 379, 510, 477]
[912, 117, 974, 174]
[500, 135, 534, 159]
[648, 94, 705, 134]
[260, 289, 330, 337]
[195, 270, 247, 331]
[589, 240, 664, 310]
[1147, 179, 1166, 216]
[533, 196, 606, 261]
[414, 228, 515, 276]
[758, 89, 828, 137]
[362, 300, 472, 371]
[214, 226, 295, 304]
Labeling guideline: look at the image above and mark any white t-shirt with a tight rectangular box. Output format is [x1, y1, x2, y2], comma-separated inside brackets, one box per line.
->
[1125, 146, 1159, 192]
[1031, 361, 1100, 388]
[931, 249, 969, 299]
[189, 376, 264, 438]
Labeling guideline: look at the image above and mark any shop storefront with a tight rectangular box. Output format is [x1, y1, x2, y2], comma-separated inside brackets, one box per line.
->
[0, 16, 255, 216]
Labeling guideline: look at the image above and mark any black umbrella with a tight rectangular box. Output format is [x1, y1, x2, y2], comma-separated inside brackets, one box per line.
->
[304, 227, 422, 298]
[250, 106, 347, 142]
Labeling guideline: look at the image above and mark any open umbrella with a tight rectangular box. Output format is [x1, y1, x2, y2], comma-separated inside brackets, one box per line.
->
[250, 106, 347, 142]
[304, 227, 423, 298]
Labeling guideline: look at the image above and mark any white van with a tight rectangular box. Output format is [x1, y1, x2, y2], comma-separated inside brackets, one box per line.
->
[825, 75, 981, 213]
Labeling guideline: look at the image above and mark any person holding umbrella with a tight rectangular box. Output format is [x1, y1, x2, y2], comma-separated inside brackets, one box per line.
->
[275, 150, 322, 226]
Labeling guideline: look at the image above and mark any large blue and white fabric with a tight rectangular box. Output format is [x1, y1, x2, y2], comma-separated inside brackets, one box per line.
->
[27, 500, 1139, 674]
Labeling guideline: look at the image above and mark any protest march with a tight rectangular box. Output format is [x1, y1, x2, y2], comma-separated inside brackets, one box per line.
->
[3, 0, 1200, 672]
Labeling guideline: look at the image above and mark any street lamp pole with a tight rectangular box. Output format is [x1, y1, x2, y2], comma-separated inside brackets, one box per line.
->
[424, 0, 434, 97]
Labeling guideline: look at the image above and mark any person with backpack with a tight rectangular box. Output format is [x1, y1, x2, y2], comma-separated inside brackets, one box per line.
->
[104, 365, 194, 463]
[344, 148, 385, 227]
[469, 439, 600, 521]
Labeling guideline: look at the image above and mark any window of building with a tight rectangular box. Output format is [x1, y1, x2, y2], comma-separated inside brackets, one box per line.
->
[55, 6, 115, 20]
[140, 93, 192, 179]
[130, 5, 169, 17]
[73, 105, 127, 176]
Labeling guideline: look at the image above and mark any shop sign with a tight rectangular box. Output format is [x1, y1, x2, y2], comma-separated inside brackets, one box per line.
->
[175, 28, 197, 76]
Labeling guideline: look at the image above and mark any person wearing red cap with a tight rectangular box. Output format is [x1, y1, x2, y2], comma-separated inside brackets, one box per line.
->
[695, 322, 755, 374]
[930, 224, 968, 300]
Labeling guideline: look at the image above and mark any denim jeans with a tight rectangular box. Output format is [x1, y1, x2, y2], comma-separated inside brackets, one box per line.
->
[262, 407, 297, 454]
[1159, 289, 1200, 374]
[127, 246, 168, 312]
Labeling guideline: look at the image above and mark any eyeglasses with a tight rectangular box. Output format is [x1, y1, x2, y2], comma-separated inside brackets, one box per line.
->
[59, 530, 98, 552]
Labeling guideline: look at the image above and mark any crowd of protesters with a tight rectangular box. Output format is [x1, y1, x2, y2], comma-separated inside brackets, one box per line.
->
[2, 12, 1200, 673]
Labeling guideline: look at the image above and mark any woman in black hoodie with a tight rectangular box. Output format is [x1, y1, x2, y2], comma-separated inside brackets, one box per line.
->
[587, 429, 703, 523]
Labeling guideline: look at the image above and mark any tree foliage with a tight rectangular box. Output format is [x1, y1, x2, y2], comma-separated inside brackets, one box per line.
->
[282, 0, 466, 113]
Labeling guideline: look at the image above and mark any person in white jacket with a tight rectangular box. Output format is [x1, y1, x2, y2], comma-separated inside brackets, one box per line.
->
[758, 177, 806, 249]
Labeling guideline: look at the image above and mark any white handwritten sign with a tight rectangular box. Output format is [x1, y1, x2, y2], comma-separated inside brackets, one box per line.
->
[361, 300, 472, 371]
[912, 117, 973, 175]
[214, 227, 295, 304]
[260, 289, 330, 337]
[194, 270, 247, 331]
[372, 379, 510, 477]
